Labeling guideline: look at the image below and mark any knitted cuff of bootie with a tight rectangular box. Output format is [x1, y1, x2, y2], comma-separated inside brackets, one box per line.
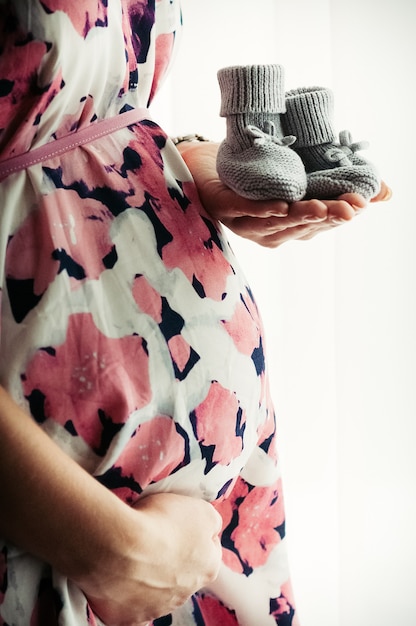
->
[216, 64, 307, 201]
[218, 64, 288, 151]
[218, 64, 286, 115]
[283, 86, 337, 172]
[283, 86, 381, 200]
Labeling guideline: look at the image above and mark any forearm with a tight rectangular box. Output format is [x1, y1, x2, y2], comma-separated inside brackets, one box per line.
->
[0, 385, 137, 581]
[0, 386, 222, 624]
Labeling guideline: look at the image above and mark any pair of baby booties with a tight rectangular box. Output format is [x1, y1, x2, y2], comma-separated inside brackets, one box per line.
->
[216, 65, 380, 202]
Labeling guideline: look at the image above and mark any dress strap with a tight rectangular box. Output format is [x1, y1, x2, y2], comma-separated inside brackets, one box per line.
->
[0, 107, 149, 180]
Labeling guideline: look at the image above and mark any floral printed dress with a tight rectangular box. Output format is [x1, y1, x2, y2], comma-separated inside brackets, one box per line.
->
[0, 1, 299, 625]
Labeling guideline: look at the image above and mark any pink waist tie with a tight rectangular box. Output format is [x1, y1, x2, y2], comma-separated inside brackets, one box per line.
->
[0, 107, 149, 180]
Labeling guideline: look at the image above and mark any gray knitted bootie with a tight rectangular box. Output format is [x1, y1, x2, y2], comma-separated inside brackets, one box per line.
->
[283, 86, 381, 200]
[216, 65, 307, 202]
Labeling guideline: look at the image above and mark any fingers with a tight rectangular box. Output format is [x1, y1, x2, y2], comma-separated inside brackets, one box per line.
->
[202, 503, 223, 579]
[371, 180, 393, 203]
[223, 195, 370, 248]
[213, 181, 392, 249]
[86, 492, 224, 624]
[258, 223, 323, 248]
[330, 192, 367, 211]
[223, 199, 326, 237]
[236, 198, 290, 219]
[225, 216, 322, 248]
[287, 199, 329, 224]
[199, 181, 290, 221]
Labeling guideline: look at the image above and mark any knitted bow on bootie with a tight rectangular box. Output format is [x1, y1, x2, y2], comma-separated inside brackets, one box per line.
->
[324, 130, 369, 167]
[245, 121, 296, 148]
[283, 87, 381, 200]
[216, 65, 307, 202]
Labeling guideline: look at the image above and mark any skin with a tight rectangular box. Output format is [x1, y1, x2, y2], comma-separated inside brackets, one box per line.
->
[178, 141, 392, 247]
[0, 387, 222, 626]
[0, 142, 391, 626]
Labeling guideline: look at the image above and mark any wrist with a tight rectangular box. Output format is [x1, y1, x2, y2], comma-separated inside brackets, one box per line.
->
[0, 386, 138, 582]
[72, 498, 141, 590]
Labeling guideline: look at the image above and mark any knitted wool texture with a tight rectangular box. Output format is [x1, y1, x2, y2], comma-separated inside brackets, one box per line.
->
[216, 65, 307, 202]
[283, 87, 381, 200]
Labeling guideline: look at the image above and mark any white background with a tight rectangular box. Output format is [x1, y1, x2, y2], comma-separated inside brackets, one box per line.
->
[151, 1, 416, 625]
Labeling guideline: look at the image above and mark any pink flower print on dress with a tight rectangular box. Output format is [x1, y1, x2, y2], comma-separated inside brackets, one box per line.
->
[255, 402, 279, 464]
[0, 34, 46, 136]
[159, 180, 234, 301]
[192, 381, 246, 471]
[132, 274, 163, 323]
[120, 1, 155, 94]
[42, 121, 164, 218]
[51, 95, 97, 140]
[221, 295, 261, 357]
[22, 313, 151, 456]
[97, 415, 190, 503]
[40, 121, 233, 302]
[221, 289, 273, 423]
[232, 481, 285, 570]
[192, 593, 238, 626]
[6, 189, 115, 321]
[214, 477, 285, 575]
[167, 334, 195, 377]
[133, 275, 200, 380]
[0, 10, 63, 159]
[270, 581, 298, 625]
[149, 32, 175, 103]
[40, 0, 108, 38]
